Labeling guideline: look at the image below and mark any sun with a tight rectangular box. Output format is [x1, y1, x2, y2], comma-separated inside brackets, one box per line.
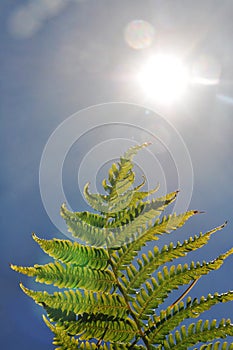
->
[137, 54, 189, 104]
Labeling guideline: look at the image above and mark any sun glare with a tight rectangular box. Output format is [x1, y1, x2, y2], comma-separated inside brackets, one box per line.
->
[137, 54, 189, 103]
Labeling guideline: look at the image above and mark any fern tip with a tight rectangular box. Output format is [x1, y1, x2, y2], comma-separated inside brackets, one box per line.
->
[223, 220, 228, 227]
[42, 314, 51, 327]
[19, 282, 27, 293]
[10, 263, 17, 271]
[60, 203, 67, 215]
[194, 210, 205, 214]
[32, 232, 39, 241]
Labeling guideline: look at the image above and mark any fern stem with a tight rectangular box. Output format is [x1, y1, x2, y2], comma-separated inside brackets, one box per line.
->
[103, 192, 152, 348]
[96, 326, 109, 348]
[108, 253, 152, 349]
[170, 278, 199, 309]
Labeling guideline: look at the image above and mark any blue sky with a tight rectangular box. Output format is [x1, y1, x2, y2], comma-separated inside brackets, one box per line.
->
[1, 1, 233, 349]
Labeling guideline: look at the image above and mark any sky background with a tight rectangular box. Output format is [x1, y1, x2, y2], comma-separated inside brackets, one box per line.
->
[1, 1, 233, 349]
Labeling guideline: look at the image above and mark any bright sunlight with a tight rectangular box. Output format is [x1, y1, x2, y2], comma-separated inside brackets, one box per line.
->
[137, 54, 189, 104]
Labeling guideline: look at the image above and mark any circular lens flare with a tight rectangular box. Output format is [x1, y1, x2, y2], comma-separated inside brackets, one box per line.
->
[137, 54, 189, 103]
[124, 20, 155, 50]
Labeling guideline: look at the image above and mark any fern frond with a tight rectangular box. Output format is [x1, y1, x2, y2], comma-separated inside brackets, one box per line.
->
[58, 314, 138, 342]
[147, 291, 233, 343]
[84, 180, 159, 215]
[145, 210, 200, 239]
[83, 182, 112, 213]
[43, 304, 76, 323]
[61, 190, 178, 247]
[194, 341, 233, 350]
[84, 182, 136, 216]
[162, 319, 233, 349]
[108, 191, 179, 247]
[100, 144, 139, 200]
[11, 262, 115, 292]
[133, 248, 233, 319]
[109, 190, 177, 228]
[107, 159, 134, 193]
[44, 315, 146, 350]
[124, 223, 226, 293]
[11, 143, 233, 349]
[43, 315, 80, 350]
[32, 233, 109, 270]
[20, 284, 128, 319]
[123, 142, 151, 160]
[60, 204, 108, 246]
[113, 210, 198, 272]
[105, 143, 150, 198]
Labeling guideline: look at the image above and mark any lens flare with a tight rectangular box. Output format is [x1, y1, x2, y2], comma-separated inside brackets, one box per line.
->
[191, 54, 221, 85]
[124, 20, 155, 50]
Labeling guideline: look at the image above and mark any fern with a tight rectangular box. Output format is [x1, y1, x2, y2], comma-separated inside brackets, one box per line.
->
[11, 143, 233, 349]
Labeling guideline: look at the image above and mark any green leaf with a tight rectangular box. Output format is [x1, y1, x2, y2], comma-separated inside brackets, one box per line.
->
[194, 341, 233, 350]
[11, 261, 115, 292]
[58, 314, 138, 343]
[124, 223, 226, 293]
[32, 234, 109, 270]
[108, 191, 179, 248]
[133, 248, 233, 319]
[43, 305, 76, 324]
[20, 284, 128, 319]
[104, 143, 150, 199]
[45, 315, 146, 350]
[162, 319, 233, 349]
[83, 182, 111, 213]
[147, 291, 233, 343]
[60, 204, 108, 246]
[43, 316, 80, 350]
[84, 179, 159, 216]
[113, 210, 197, 272]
